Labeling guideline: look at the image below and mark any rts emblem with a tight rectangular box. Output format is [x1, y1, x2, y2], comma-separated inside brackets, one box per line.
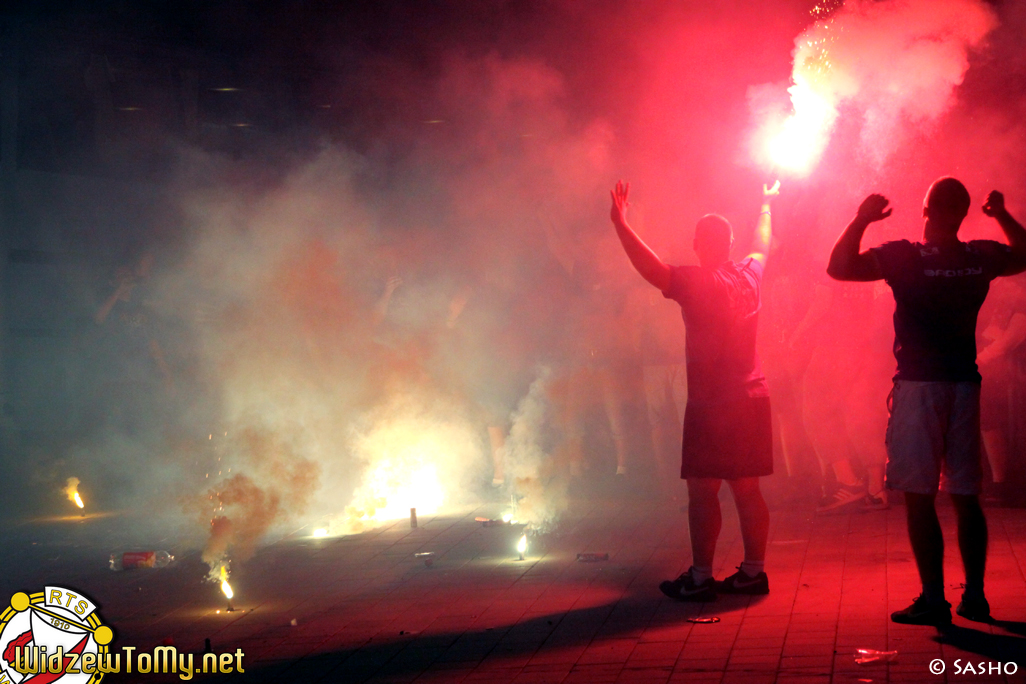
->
[0, 587, 113, 683]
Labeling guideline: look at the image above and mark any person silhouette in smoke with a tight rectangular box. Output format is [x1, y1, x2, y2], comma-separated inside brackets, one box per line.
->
[828, 179, 1026, 625]
[610, 180, 778, 601]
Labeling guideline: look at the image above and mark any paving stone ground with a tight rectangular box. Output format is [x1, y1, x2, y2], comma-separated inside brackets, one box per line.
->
[4, 491, 1026, 683]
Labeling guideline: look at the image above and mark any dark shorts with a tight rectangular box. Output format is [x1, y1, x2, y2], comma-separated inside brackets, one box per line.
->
[681, 396, 773, 480]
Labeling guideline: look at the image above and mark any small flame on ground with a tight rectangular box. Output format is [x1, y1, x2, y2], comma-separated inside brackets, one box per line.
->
[501, 512, 514, 523]
[517, 534, 527, 556]
[312, 528, 328, 538]
[64, 477, 85, 509]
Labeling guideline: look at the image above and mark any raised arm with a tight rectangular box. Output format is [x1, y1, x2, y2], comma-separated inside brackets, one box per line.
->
[609, 181, 671, 292]
[748, 180, 779, 266]
[982, 191, 1026, 276]
[827, 194, 890, 281]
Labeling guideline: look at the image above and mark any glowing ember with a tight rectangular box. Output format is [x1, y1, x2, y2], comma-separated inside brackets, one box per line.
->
[312, 528, 328, 538]
[64, 477, 85, 509]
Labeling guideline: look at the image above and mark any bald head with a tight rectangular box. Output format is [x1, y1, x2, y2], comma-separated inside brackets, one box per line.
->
[924, 177, 970, 234]
[694, 214, 733, 266]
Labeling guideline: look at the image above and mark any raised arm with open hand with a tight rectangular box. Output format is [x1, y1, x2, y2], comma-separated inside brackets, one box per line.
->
[609, 180, 671, 291]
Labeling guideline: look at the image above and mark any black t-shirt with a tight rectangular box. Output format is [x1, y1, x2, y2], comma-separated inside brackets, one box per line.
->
[663, 257, 769, 404]
[870, 239, 1012, 382]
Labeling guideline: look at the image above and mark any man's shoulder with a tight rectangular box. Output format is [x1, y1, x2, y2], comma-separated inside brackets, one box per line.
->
[966, 239, 1013, 257]
[738, 255, 764, 273]
[871, 238, 916, 254]
[869, 239, 918, 268]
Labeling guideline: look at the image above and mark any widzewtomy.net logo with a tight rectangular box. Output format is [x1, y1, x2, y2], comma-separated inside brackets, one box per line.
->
[0, 587, 246, 682]
[0, 587, 113, 683]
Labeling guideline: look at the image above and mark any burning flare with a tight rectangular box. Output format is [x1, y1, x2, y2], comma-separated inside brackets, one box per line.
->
[219, 564, 234, 600]
[764, 80, 837, 176]
[64, 477, 85, 509]
[517, 534, 527, 559]
[752, 0, 997, 176]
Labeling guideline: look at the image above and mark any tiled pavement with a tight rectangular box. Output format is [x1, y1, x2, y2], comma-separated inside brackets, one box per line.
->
[4, 493, 1026, 683]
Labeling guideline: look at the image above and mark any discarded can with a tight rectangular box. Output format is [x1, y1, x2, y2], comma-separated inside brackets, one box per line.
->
[854, 649, 898, 665]
[686, 617, 721, 624]
[414, 552, 435, 567]
[410, 507, 418, 528]
[576, 553, 609, 562]
[110, 550, 174, 571]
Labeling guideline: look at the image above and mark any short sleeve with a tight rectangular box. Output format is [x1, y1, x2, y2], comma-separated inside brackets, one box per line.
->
[662, 265, 691, 304]
[869, 240, 913, 283]
[739, 256, 764, 283]
[969, 240, 1013, 279]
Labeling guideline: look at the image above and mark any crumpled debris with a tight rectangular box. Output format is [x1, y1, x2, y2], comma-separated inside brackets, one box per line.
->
[855, 649, 898, 665]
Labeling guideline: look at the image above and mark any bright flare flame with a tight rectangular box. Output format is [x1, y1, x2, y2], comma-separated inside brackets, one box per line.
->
[313, 528, 328, 538]
[517, 534, 527, 555]
[337, 403, 483, 535]
[501, 512, 514, 523]
[765, 80, 837, 175]
[64, 477, 85, 509]
[220, 565, 234, 600]
[354, 462, 444, 521]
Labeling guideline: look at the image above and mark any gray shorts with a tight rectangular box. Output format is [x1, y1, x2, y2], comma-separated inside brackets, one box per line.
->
[885, 380, 982, 496]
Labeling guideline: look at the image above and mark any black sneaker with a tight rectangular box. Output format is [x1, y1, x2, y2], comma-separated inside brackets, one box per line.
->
[816, 481, 866, 513]
[861, 490, 889, 511]
[659, 567, 716, 602]
[955, 594, 991, 622]
[891, 595, 952, 625]
[718, 566, 769, 595]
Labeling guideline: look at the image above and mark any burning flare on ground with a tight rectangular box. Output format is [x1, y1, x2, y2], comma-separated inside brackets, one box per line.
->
[333, 400, 481, 535]
[517, 534, 527, 560]
[64, 477, 85, 509]
[219, 563, 234, 600]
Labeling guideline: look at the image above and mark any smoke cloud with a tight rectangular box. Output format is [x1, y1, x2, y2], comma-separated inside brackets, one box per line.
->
[749, 0, 998, 173]
[14, 1, 1026, 577]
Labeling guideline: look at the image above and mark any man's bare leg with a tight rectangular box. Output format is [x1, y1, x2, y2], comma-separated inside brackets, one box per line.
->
[950, 493, 989, 620]
[687, 478, 722, 573]
[904, 492, 945, 600]
[727, 477, 769, 564]
[717, 476, 771, 594]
